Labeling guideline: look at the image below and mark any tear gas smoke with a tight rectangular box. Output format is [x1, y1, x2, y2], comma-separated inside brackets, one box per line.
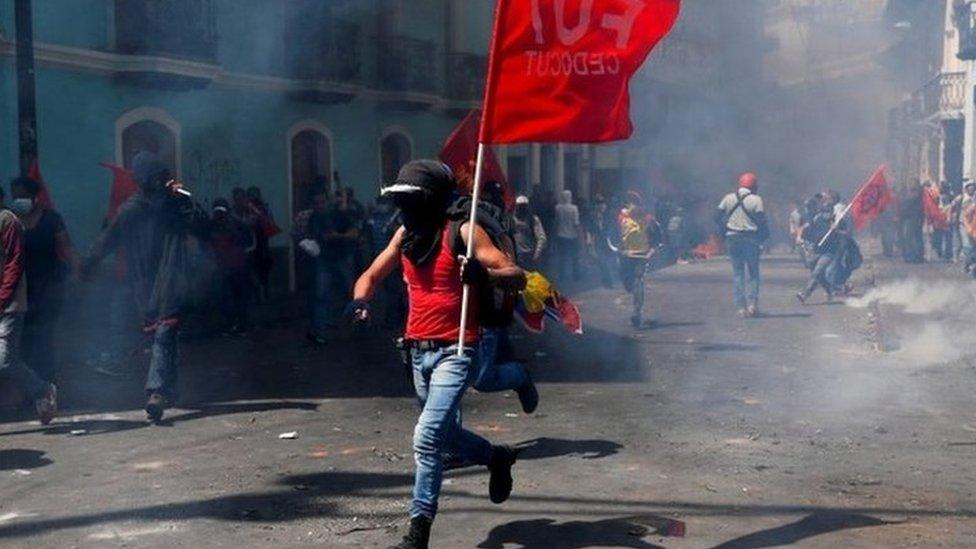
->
[847, 278, 976, 365]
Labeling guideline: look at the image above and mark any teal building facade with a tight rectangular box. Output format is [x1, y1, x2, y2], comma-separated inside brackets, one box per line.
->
[0, 0, 493, 254]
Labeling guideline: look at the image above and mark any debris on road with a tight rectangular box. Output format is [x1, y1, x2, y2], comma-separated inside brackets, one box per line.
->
[278, 431, 299, 440]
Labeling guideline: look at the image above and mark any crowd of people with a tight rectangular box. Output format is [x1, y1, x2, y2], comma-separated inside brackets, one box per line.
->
[841, 178, 976, 270]
[0, 152, 831, 549]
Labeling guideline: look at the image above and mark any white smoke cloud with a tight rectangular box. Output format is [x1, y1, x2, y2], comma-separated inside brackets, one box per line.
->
[846, 277, 976, 364]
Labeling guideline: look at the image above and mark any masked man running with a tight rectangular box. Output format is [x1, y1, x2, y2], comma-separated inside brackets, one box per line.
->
[350, 160, 526, 549]
[82, 151, 201, 422]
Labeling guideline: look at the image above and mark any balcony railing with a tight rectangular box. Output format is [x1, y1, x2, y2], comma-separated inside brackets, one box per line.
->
[284, 19, 362, 84]
[445, 53, 486, 101]
[376, 35, 438, 95]
[114, 0, 218, 63]
[918, 71, 966, 120]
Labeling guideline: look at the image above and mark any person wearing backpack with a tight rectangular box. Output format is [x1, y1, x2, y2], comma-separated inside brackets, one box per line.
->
[714, 172, 769, 318]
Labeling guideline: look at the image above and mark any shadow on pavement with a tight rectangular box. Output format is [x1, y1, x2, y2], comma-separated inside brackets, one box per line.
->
[0, 401, 318, 437]
[0, 466, 959, 542]
[754, 312, 812, 319]
[697, 343, 762, 353]
[515, 437, 624, 460]
[0, 449, 53, 470]
[476, 515, 681, 548]
[634, 321, 704, 331]
[709, 512, 891, 548]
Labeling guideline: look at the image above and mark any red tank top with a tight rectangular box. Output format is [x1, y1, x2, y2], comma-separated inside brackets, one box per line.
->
[402, 225, 479, 344]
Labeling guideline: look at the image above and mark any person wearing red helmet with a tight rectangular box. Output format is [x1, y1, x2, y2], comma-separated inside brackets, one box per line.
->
[715, 172, 769, 318]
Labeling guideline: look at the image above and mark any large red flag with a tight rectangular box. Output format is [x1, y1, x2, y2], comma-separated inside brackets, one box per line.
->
[480, 0, 681, 144]
[440, 110, 512, 207]
[923, 185, 949, 231]
[98, 162, 139, 221]
[849, 166, 894, 231]
[27, 159, 55, 210]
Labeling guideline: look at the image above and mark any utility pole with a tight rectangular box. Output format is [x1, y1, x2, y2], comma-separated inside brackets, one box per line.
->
[15, 0, 38, 177]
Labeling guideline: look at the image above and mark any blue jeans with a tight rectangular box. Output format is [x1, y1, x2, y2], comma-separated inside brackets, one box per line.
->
[475, 327, 528, 392]
[803, 252, 836, 297]
[145, 322, 179, 399]
[410, 344, 493, 519]
[0, 313, 48, 401]
[310, 255, 354, 336]
[727, 235, 761, 308]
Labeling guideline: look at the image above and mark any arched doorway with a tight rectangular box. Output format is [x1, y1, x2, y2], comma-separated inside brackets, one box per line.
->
[116, 108, 181, 176]
[286, 121, 334, 291]
[380, 130, 413, 187]
[290, 128, 332, 216]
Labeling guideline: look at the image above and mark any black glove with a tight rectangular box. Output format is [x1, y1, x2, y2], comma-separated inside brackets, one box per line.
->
[345, 299, 371, 325]
[458, 255, 490, 286]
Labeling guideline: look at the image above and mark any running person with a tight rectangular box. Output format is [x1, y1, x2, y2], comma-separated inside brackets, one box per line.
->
[349, 160, 526, 549]
[616, 191, 662, 328]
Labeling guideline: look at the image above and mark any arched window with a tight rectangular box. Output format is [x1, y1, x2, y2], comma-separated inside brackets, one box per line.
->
[116, 108, 181, 177]
[286, 121, 334, 292]
[289, 125, 333, 216]
[380, 129, 413, 186]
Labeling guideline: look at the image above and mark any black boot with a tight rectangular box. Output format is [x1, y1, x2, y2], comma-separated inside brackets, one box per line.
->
[145, 392, 169, 423]
[515, 372, 539, 414]
[389, 516, 431, 549]
[488, 445, 517, 504]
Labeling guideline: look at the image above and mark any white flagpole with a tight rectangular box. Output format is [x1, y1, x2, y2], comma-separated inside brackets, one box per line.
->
[457, 143, 487, 355]
[816, 178, 873, 249]
[817, 200, 855, 249]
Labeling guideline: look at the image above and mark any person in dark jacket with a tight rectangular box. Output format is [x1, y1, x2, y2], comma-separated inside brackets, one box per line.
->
[245, 186, 275, 301]
[207, 198, 255, 335]
[10, 176, 78, 384]
[797, 199, 840, 303]
[900, 182, 925, 263]
[82, 151, 202, 422]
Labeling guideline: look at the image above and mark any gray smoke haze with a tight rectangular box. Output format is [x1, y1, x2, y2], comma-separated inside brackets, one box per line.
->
[847, 278, 976, 365]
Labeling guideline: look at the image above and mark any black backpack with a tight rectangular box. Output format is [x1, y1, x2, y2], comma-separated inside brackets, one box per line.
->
[444, 196, 517, 327]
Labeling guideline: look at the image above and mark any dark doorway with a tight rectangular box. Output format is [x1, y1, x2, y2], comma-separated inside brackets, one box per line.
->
[121, 120, 177, 175]
[381, 132, 412, 187]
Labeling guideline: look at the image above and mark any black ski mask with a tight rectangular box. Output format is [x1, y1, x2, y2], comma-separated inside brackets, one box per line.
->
[383, 160, 457, 266]
[132, 151, 170, 194]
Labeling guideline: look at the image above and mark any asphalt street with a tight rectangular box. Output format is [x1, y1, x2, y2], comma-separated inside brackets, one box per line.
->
[2, 252, 975, 548]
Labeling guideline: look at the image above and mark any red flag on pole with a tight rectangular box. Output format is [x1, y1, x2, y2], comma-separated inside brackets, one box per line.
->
[27, 159, 55, 210]
[479, 0, 681, 144]
[849, 166, 894, 231]
[440, 111, 512, 207]
[99, 162, 139, 221]
[923, 184, 949, 231]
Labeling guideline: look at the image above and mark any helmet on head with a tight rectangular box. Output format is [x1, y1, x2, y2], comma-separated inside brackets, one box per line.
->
[738, 172, 758, 190]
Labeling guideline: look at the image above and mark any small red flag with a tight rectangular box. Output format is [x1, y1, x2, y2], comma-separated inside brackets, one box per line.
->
[849, 166, 895, 231]
[923, 185, 949, 231]
[99, 162, 139, 221]
[439, 110, 511, 207]
[480, 0, 680, 144]
[27, 159, 55, 210]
